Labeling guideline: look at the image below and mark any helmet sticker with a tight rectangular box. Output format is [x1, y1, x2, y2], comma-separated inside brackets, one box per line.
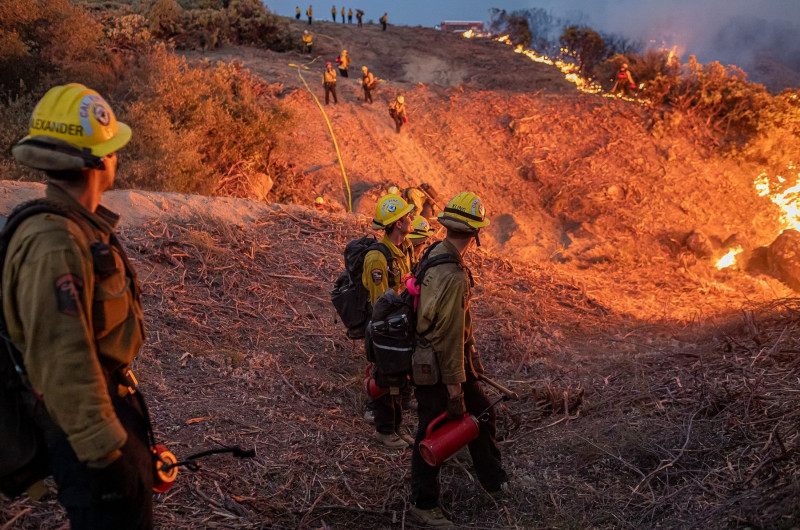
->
[419, 219, 430, 231]
[78, 94, 104, 136]
[381, 198, 403, 217]
[471, 198, 485, 219]
[93, 103, 111, 126]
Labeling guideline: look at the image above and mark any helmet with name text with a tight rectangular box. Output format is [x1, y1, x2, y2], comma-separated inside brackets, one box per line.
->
[12, 83, 130, 171]
[437, 192, 489, 232]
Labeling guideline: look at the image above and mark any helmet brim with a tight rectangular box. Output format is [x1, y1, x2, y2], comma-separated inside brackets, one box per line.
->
[92, 121, 132, 158]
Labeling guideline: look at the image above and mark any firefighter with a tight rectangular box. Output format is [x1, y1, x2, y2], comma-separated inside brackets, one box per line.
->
[295, 5, 301, 19]
[307, 4, 312, 24]
[362, 66, 376, 104]
[5, 84, 154, 528]
[363, 194, 415, 448]
[403, 184, 439, 219]
[389, 95, 407, 133]
[612, 62, 636, 96]
[331, 4, 336, 21]
[323, 61, 338, 104]
[408, 215, 434, 264]
[340, 6, 345, 22]
[407, 192, 508, 528]
[336, 49, 351, 78]
[302, 30, 312, 54]
[347, 8, 353, 23]
[380, 12, 388, 31]
[356, 8, 363, 27]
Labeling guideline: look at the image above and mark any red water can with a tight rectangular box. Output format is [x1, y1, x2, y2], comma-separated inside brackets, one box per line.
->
[153, 445, 178, 493]
[364, 363, 389, 399]
[364, 375, 389, 399]
[418, 412, 479, 467]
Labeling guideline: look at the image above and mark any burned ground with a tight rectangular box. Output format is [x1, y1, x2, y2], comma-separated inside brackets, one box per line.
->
[2, 203, 799, 529]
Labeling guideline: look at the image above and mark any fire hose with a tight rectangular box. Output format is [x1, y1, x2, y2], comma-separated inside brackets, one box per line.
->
[153, 444, 256, 493]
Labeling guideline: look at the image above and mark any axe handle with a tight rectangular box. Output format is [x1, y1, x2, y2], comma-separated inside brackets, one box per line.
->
[478, 374, 519, 400]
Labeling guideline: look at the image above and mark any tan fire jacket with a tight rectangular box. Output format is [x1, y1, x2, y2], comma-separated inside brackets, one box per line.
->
[361, 235, 412, 305]
[323, 68, 337, 84]
[389, 100, 406, 119]
[415, 239, 483, 385]
[3, 184, 146, 462]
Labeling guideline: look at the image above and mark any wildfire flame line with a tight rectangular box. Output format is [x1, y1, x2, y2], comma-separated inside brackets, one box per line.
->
[461, 30, 649, 103]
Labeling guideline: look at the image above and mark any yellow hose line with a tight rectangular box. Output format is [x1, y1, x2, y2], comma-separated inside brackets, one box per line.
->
[293, 66, 352, 213]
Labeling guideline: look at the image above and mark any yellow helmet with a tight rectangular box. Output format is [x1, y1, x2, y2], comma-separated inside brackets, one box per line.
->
[438, 192, 489, 232]
[362, 65, 368, 71]
[396, 95, 404, 104]
[16, 84, 130, 163]
[314, 196, 325, 207]
[408, 215, 433, 242]
[342, 49, 347, 54]
[372, 194, 415, 230]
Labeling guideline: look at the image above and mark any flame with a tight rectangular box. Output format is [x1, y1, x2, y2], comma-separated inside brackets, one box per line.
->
[755, 163, 800, 236]
[460, 33, 652, 99]
[715, 246, 743, 269]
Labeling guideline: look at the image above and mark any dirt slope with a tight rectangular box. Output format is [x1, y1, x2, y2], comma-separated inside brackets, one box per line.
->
[195, 19, 790, 321]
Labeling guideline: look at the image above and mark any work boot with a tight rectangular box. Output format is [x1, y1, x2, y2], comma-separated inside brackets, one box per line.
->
[396, 429, 414, 447]
[486, 481, 509, 500]
[406, 506, 454, 528]
[376, 432, 408, 449]
[363, 409, 375, 424]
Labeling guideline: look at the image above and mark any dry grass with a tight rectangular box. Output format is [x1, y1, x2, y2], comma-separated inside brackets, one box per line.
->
[2, 209, 799, 528]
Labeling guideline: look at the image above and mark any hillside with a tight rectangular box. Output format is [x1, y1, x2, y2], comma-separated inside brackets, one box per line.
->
[2, 14, 800, 530]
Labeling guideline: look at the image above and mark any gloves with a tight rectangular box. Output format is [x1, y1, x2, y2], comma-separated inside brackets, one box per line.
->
[446, 393, 465, 421]
[403, 117, 408, 124]
[88, 452, 140, 503]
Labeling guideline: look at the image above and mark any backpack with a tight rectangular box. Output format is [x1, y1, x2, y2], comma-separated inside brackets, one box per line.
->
[0, 200, 93, 499]
[366, 243, 461, 388]
[331, 236, 394, 339]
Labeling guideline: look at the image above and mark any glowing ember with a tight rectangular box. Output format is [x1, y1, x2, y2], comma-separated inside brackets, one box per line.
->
[755, 163, 800, 235]
[715, 246, 743, 269]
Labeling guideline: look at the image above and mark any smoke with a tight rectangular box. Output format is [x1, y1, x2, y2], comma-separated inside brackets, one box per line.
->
[522, 0, 800, 90]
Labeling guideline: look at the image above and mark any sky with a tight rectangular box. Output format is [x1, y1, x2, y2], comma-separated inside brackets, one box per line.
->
[266, 1, 800, 82]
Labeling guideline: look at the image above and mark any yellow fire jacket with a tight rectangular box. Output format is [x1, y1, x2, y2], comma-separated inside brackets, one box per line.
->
[415, 239, 483, 385]
[361, 235, 412, 305]
[3, 184, 146, 462]
[323, 68, 337, 84]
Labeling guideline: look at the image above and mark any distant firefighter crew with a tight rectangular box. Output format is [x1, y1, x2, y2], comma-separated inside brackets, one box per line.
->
[612, 63, 636, 96]
[362, 66, 377, 103]
[389, 95, 407, 133]
[323, 62, 338, 104]
[336, 49, 351, 78]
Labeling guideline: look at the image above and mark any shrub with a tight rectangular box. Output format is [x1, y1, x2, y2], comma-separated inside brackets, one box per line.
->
[559, 25, 611, 80]
[0, 0, 102, 97]
[117, 50, 295, 197]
